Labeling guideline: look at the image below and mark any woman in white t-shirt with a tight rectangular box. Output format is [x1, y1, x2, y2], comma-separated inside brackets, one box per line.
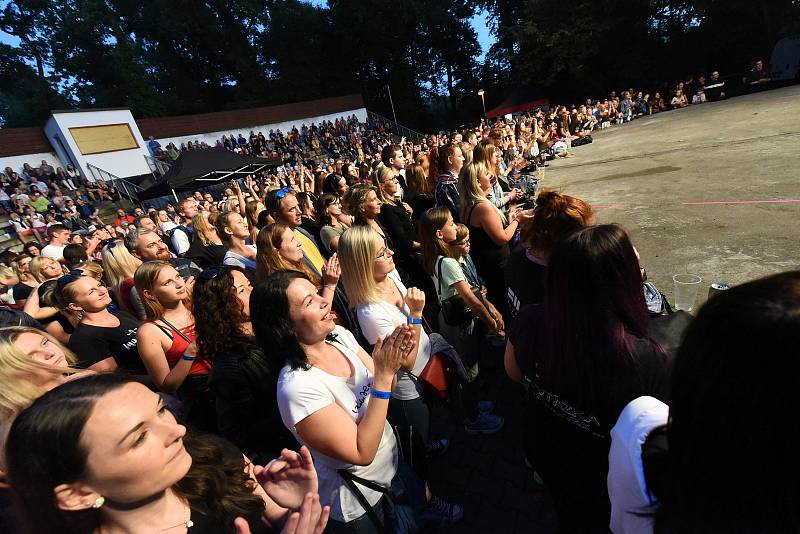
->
[250, 269, 413, 532]
[338, 226, 463, 523]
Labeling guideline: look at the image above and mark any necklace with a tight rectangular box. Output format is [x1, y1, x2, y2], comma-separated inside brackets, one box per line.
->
[154, 504, 193, 533]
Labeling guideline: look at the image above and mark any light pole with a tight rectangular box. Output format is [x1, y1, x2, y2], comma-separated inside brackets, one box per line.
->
[477, 89, 486, 121]
[386, 83, 398, 125]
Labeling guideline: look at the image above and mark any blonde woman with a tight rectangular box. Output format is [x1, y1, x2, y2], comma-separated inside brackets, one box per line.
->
[22, 256, 65, 325]
[255, 223, 339, 307]
[337, 224, 464, 520]
[10, 254, 37, 304]
[245, 198, 265, 243]
[101, 241, 145, 319]
[185, 212, 225, 268]
[373, 165, 419, 263]
[0, 326, 91, 475]
[459, 161, 531, 316]
[28, 255, 63, 283]
[0, 326, 85, 421]
[135, 260, 215, 431]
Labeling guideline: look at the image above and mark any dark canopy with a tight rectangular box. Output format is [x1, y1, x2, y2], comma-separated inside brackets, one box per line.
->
[138, 147, 280, 200]
[486, 87, 550, 118]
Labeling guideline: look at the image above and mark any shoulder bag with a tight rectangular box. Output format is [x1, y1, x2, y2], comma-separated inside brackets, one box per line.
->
[436, 257, 483, 326]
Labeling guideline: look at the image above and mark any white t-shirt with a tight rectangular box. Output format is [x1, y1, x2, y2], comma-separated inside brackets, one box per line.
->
[277, 326, 398, 522]
[356, 269, 430, 401]
[608, 396, 669, 534]
[222, 245, 257, 270]
[171, 226, 191, 255]
[41, 244, 66, 260]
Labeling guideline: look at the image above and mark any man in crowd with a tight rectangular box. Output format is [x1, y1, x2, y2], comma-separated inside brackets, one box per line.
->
[380, 143, 407, 197]
[125, 228, 201, 280]
[40, 224, 71, 261]
[266, 189, 324, 276]
[114, 209, 136, 228]
[171, 197, 198, 256]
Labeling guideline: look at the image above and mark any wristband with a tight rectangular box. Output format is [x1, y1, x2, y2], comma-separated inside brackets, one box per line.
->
[324, 284, 337, 290]
[181, 354, 196, 362]
[407, 316, 423, 325]
[370, 388, 392, 400]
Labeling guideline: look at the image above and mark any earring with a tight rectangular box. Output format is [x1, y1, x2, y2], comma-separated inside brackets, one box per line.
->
[92, 496, 105, 509]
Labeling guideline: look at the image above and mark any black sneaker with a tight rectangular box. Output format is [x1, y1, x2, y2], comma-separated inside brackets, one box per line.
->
[422, 495, 464, 524]
[427, 438, 450, 456]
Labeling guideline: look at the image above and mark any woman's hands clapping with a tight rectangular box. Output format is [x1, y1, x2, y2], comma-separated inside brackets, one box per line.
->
[372, 324, 415, 384]
[259, 446, 318, 510]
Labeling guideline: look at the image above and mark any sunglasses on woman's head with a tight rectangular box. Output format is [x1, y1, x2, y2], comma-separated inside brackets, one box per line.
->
[57, 269, 85, 290]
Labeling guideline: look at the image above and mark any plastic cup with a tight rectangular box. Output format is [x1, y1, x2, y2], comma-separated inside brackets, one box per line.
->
[673, 274, 702, 311]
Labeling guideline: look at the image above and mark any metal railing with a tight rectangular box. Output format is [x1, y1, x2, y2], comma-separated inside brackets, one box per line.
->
[144, 155, 172, 177]
[85, 163, 144, 204]
[366, 110, 425, 143]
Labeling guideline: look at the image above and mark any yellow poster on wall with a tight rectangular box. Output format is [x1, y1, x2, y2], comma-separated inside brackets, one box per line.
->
[69, 124, 140, 155]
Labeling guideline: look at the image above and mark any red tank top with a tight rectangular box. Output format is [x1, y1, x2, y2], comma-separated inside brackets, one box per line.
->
[149, 321, 211, 376]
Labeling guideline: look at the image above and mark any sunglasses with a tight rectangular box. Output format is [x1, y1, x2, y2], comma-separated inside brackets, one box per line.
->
[57, 269, 85, 290]
[198, 266, 226, 282]
[275, 187, 293, 199]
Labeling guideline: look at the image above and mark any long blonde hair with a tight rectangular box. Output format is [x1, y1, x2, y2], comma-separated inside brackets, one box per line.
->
[191, 213, 220, 247]
[338, 226, 383, 307]
[0, 326, 76, 420]
[29, 256, 60, 283]
[372, 165, 396, 203]
[134, 260, 193, 320]
[101, 242, 140, 292]
[460, 162, 506, 225]
[255, 224, 320, 286]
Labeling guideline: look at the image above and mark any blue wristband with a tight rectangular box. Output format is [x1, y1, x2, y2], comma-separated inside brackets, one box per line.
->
[370, 388, 392, 400]
[407, 316, 423, 325]
[181, 354, 196, 362]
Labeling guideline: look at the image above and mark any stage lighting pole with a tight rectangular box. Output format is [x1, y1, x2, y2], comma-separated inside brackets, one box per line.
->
[478, 89, 486, 121]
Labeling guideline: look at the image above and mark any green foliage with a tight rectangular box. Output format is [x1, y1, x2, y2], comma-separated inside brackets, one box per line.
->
[1, 0, 799, 129]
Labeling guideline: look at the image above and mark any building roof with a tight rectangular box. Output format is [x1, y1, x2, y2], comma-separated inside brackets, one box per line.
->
[0, 94, 365, 159]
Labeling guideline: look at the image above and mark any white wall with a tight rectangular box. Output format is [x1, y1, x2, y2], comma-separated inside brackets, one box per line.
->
[7, 106, 369, 182]
[2, 152, 66, 176]
[45, 109, 152, 181]
[154, 107, 368, 149]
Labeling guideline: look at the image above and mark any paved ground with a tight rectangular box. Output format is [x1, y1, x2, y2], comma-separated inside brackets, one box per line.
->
[544, 84, 800, 310]
[420, 85, 800, 533]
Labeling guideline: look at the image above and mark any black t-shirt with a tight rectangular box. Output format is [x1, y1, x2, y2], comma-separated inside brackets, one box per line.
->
[12, 283, 34, 302]
[504, 249, 547, 318]
[68, 310, 144, 373]
[509, 304, 668, 528]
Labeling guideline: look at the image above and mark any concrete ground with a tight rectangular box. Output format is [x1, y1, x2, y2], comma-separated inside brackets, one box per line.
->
[543, 84, 800, 310]
[422, 86, 799, 534]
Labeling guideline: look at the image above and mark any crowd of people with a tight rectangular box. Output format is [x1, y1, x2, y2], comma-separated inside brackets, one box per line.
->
[0, 72, 797, 534]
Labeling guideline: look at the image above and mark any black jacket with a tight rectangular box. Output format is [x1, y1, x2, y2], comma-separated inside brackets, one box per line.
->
[209, 342, 297, 463]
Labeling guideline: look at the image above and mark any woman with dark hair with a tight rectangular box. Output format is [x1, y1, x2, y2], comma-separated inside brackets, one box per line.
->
[322, 173, 348, 197]
[504, 190, 594, 317]
[5, 373, 330, 534]
[194, 265, 297, 464]
[609, 271, 800, 534]
[504, 224, 669, 531]
[250, 270, 414, 533]
[315, 194, 350, 254]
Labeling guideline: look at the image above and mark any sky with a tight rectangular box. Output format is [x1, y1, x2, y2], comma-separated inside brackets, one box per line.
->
[0, 1, 496, 61]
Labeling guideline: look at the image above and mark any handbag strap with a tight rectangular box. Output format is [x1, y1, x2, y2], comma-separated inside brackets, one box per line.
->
[337, 469, 388, 533]
[435, 256, 445, 296]
[157, 317, 194, 344]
